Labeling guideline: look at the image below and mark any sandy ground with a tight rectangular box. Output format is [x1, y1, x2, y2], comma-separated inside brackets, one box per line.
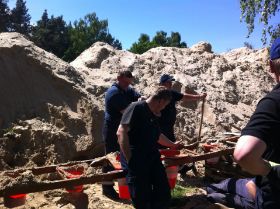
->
[0, 163, 223, 209]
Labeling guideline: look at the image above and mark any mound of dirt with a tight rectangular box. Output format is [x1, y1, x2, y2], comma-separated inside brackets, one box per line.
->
[71, 40, 273, 142]
[0, 33, 104, 170]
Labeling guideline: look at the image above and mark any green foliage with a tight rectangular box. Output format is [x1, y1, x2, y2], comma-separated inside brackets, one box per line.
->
[0, 0, 10, 32]
[63, 12, 122, 61]
[129, 33, 156, 54]
[171, 184, 195, 198]
[2, 127, 15, 136]
[168, 32, 187, 47]
[270, 24, 280, 44]
[1, 3, 122, 62]
[31, 10, 70, 58]
[129, 31, 187, 54]
[240, 0, 280, 45]
[243, 41, 254, 49]
[10, 0, 31, 35]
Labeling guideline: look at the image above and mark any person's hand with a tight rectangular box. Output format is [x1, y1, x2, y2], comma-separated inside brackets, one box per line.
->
[200, 93, 207, 99]
[138, 96, 147, 101]
[171, 140, 184, 150]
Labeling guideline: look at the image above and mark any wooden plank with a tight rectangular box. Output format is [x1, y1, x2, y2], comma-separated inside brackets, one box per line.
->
[183, 141, 199, 150]
[2, 158, 111, 176]
[220, 136, 239, 142]
[164, 148, 235, 166]
[0, 170, 125, 197]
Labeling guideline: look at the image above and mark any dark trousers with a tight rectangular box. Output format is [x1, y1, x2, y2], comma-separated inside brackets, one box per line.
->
[102, 121, 119, 185]
[122, 153, 171, 209]
[207, 178, 255, 209]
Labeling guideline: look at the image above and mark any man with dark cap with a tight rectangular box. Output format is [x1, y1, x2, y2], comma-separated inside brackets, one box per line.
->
[158, 74, 206, 144]
[102, 70, 142, 199]
[158, 74, 206, 175]
[207, 37, 280, 209]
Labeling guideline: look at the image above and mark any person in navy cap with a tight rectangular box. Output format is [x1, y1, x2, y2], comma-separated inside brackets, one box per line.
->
[158, 74, 206, 145]
[158, 74, 206, 175]
[102, 70, 142, 199]
[207, 37, 280, 209]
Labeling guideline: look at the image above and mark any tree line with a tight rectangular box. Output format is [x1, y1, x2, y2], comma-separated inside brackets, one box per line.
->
[0, 0, 187, 61]
[2, 0, 279, 61]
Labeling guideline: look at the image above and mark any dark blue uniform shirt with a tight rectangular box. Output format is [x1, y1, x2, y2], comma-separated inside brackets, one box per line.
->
[103, 83, 140, 152]
[105, 83, 140, 124]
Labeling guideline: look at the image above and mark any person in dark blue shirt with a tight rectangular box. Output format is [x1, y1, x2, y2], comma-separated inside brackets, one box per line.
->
[117, 87, 183, 209]
[102, 70, 141, 199]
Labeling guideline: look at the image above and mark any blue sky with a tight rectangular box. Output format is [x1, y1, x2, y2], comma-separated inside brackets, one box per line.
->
[8, 0, 280, 53]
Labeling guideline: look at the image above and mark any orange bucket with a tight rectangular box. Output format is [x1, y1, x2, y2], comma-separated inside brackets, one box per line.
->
[4, 194, 26, 208]
[65, 170, 84, 193]
[202, 143, 220, 164]
[165, 166, 178, 189]
[115, 153, 131, 199]
[57, 165, 85, 193]
[159, 149, 180, 189]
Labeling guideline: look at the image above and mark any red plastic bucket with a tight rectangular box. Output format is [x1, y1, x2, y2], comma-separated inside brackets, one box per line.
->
[57, 166, 85, 193]
[4, 194, 26, 208]
[117, 178, 131, 199]
[159, 149, 180, 157]
[65, 170, 84, 193]
[202, 143, 220, 165]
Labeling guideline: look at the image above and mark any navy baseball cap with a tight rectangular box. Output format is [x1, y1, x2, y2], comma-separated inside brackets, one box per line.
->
[160, 74, 175, 84]
[270, 37, 280, 60]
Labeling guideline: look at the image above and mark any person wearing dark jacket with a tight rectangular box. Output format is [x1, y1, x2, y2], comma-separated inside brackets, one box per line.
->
[158, 74, 206, 144]
[117, 87, 183, 209]
[102, 70, 141, 199]
[207, 37, 280, 209]
[158, 74, 206, 176]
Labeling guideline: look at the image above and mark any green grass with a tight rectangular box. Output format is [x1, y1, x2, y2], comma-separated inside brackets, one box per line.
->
[170, 184, 196, 208]
[171, 184, 195, 198]
[2, 127, 15, 135]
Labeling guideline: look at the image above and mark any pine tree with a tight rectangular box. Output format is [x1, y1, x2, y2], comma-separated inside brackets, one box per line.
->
[0, 0, 10, 32]
[32, 10, 70, 58]
[63, 12, 122, 61]
[129, 31, 187, 54]
[10, 0, 31, 35]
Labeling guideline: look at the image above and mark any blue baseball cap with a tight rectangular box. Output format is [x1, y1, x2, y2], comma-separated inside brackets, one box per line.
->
[270, 37, 280, 60]
[160, 74, 175, 84]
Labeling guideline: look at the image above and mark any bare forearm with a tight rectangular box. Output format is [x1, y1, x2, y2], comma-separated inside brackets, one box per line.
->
[158, 133, 176, 148]
[234, 135, 271, 176]
[117, 125, 131, 161]
[183, 93, 204, 102]
[238, 156, 271, 175]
